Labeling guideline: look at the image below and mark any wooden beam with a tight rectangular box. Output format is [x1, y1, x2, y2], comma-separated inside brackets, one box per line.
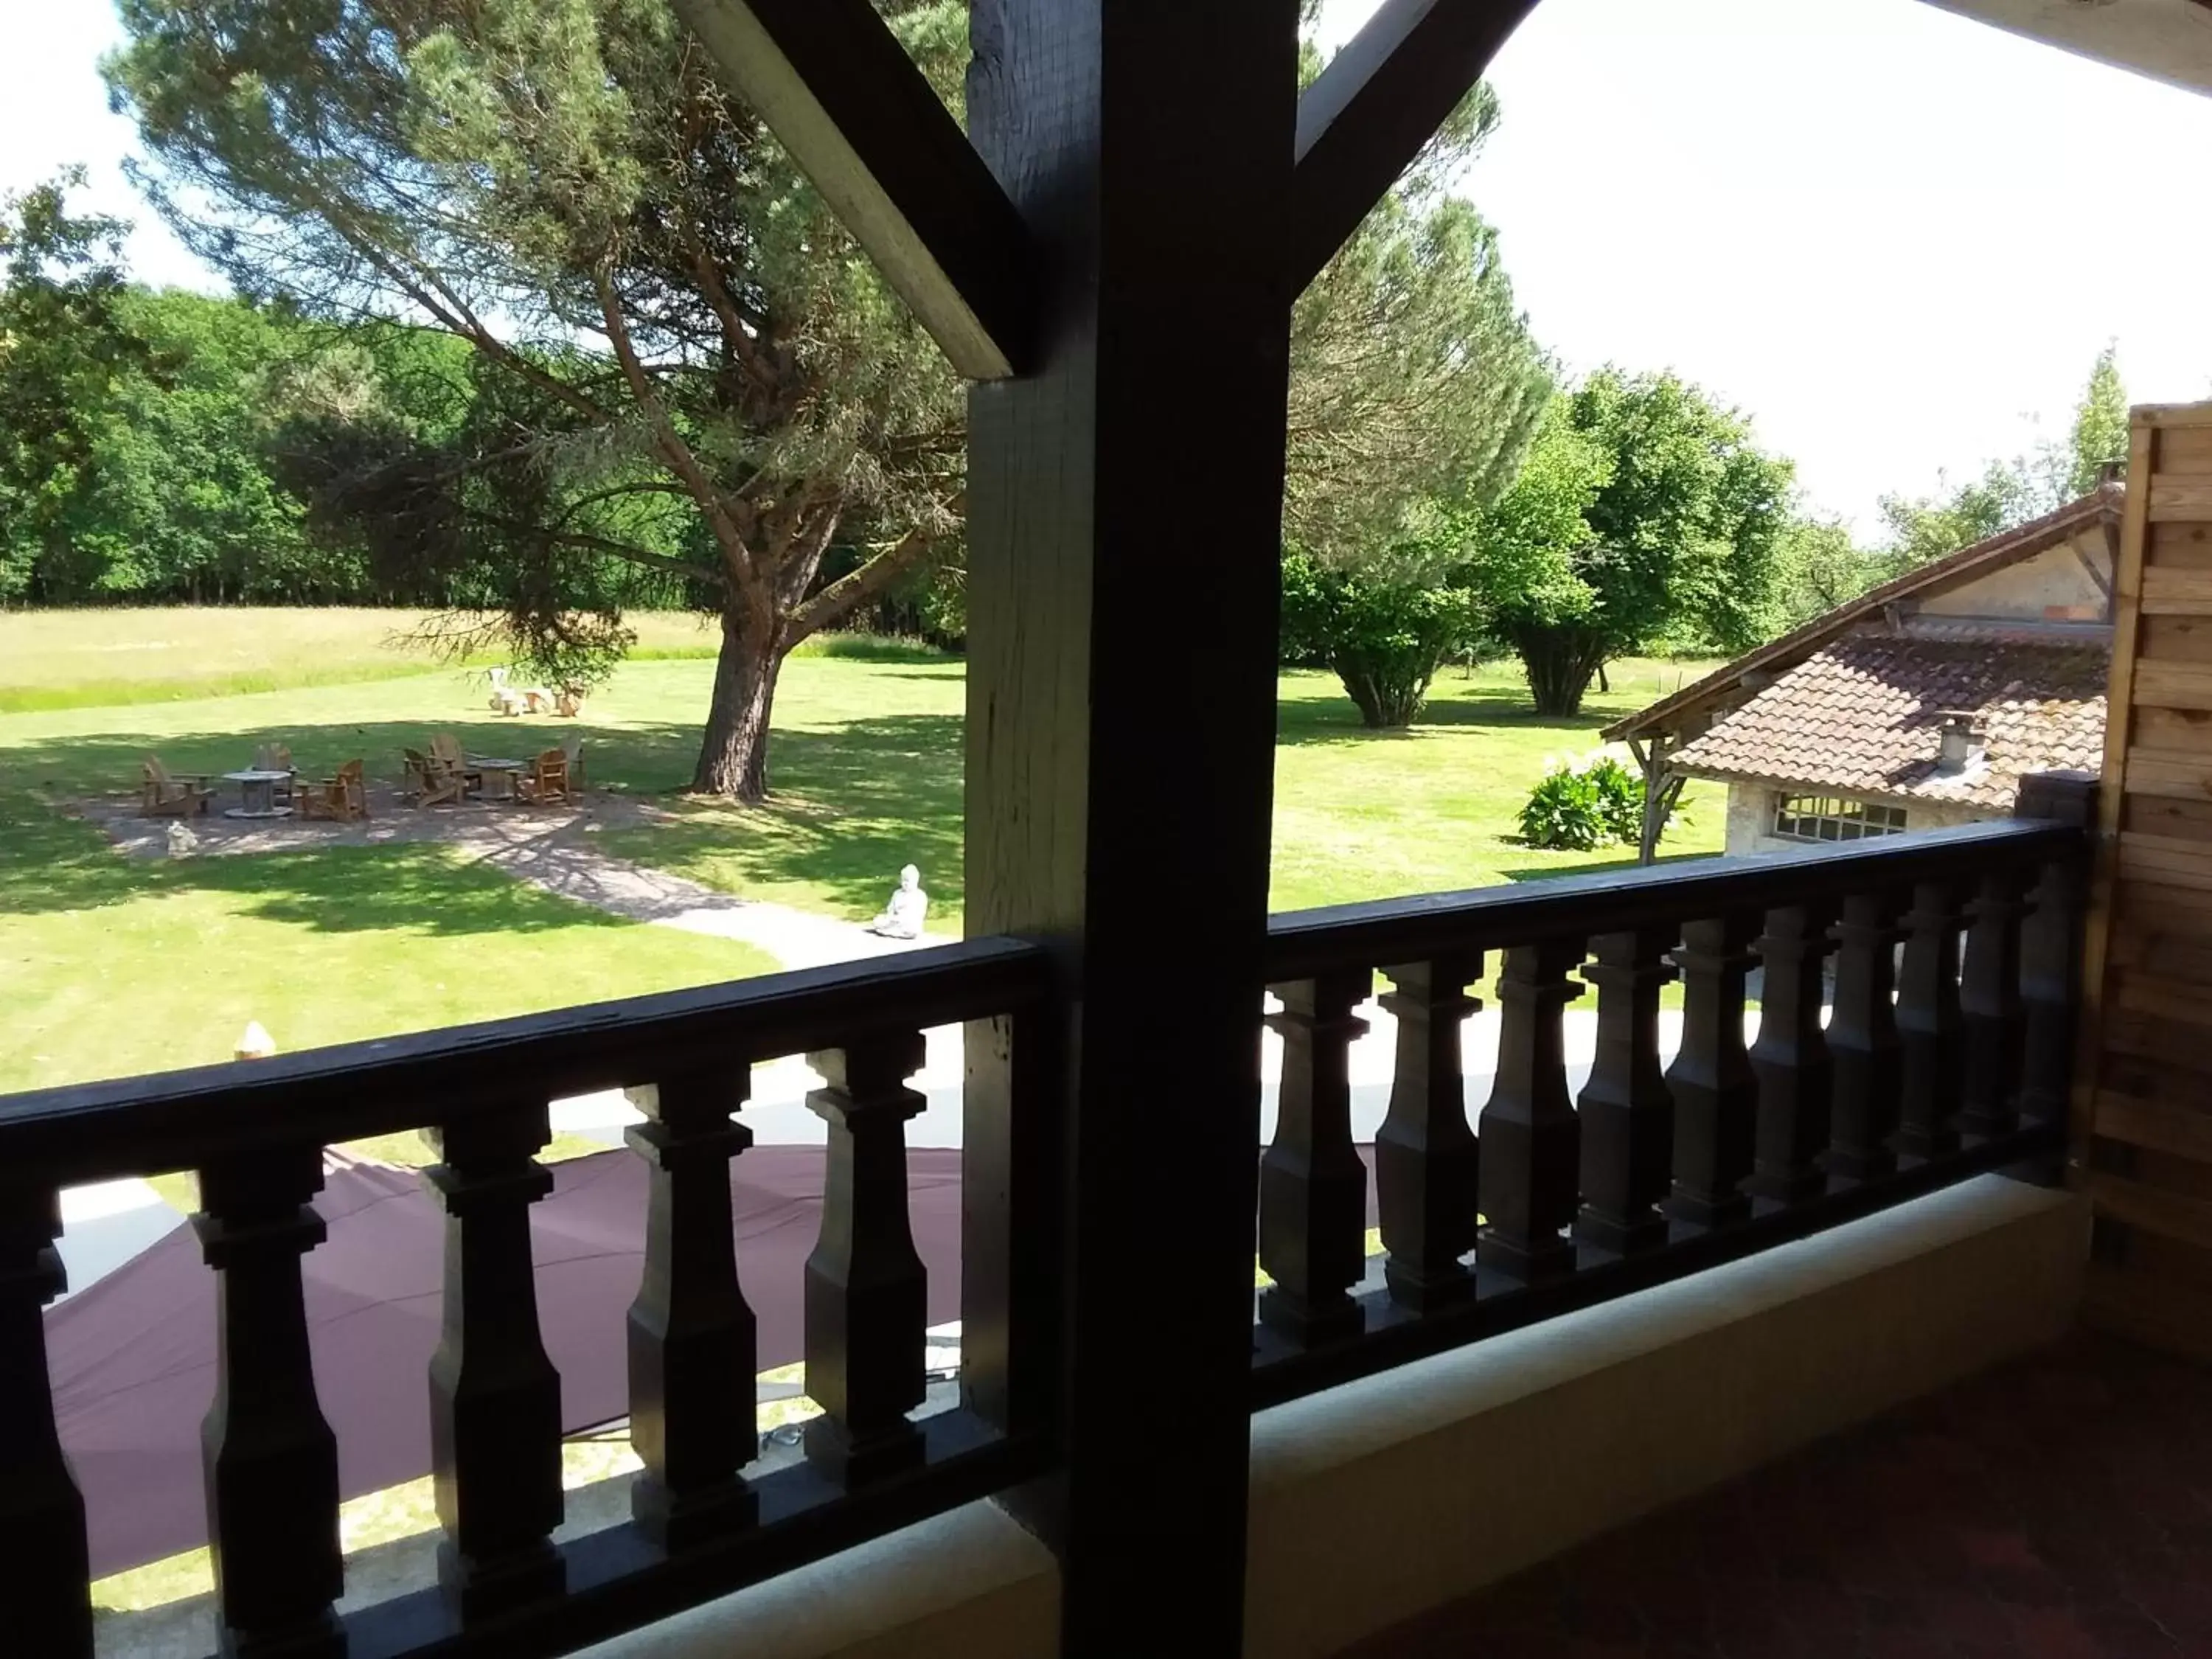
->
[671, 0, 1034, 379]
[1289, 0, 1540, 292]
[964, 2, 1303, 1653]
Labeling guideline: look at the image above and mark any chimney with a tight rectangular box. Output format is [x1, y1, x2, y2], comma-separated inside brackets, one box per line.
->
[1937, 710, 1986, 773]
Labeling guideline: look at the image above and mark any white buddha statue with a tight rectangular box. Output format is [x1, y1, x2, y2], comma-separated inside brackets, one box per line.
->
[868, 864, 928, 939]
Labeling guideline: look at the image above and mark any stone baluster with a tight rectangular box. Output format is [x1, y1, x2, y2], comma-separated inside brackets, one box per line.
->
[1896, 880, 1966, 1158]
[626, 1068, 759, 1551]
[424, 1102, 566, 1620]
[1477, 941, 1586, 1281]
[1374, 956, 1482, 1312]
[1958, 866, 2029, 1138]
[1664, 914, 1759, 1228]
[1259, 971, 1372, 1346]
[195, 1148, 344, 1657]
[1746, 902, 1837, 1204]
[804, 1032, 930, 1485]
[1825, 890, 1905, 1179]
[1576, 927, 1677, 1255]
[0, 1185, 90, 1658]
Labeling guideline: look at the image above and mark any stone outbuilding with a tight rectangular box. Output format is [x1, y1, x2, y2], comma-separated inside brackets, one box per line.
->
[1606, 483, 2123, 859]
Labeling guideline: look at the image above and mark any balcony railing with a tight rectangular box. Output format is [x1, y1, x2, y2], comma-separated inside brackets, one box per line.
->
[0, 811, 2090, 1658]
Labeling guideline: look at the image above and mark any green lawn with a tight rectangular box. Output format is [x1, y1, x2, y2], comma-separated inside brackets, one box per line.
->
[0, 792, 777, 1096]
[588, 655, 1729, 928]
[0, 605, 737, 713]
[1, 614, 1725, 1094]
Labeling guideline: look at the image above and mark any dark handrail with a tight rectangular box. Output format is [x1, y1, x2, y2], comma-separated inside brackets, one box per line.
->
[1265, 817, 2080, 978]
[0, 934, 1051, 1188]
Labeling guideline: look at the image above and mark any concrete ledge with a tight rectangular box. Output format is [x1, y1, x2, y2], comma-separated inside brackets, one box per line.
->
[571, 1177, 2084, 1659]
[574, 1498, 1057, 1659]
[1242, 1175, 2089, 1659]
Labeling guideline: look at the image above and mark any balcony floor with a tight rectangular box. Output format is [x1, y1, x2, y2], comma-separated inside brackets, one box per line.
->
[1342, 1333, 2212, 1659]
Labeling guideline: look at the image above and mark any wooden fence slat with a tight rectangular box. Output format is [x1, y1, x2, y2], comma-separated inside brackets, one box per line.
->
[2148, 481, 2212, 523]
[2093, 1091, 2212, 1163]
[2089, 1173, 2212, 1253]
[2131, 661, 2212, 711]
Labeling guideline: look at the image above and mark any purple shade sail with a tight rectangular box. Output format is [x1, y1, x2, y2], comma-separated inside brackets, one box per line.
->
[45, 1146, 966, 1579]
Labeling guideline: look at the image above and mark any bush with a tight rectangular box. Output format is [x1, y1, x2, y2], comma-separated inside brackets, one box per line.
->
[1519, 753, 1648, 851]
[1279, 551, 1476, 728]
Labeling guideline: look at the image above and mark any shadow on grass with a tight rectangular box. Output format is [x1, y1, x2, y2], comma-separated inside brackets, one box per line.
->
[0, 790, 670, 936]
[1274, 687, 1617, 748]
[1494, 849, 1722, 884]
[0, 706, 967, 931]
[592, 712, 966, 922]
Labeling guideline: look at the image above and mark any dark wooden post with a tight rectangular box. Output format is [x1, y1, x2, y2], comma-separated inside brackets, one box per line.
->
[0, 1185, 91, 1658]
[1478, 940, 1586, 1280]
[424, 1102, 566, 1620]
[2018, 855, 2084, 1129]
[1746, 902, 1836, 1204]
[1375, 956, 1482, 1310]
[804, 1032, 929, 1486]
[626, 1069, 758, 1550]
[2013, 773, 2098, 1129]
[195, 1149, 344, 1658]
[1896, 880, 1966, 1158]
[1826, 890, 1905, 1179]
[1665, 914, 1759, 1228]
[1259, 971, 1372, 1346]
[1576, 927, 1677, 1253]
[964, 4, 1301, 1647]
[1957, 867, 2028, 1138]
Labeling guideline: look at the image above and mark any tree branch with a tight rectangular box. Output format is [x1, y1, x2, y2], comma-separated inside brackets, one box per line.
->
[593, 267, 760, 590]
[461, 510, 726, 586]
[786, 523, 936, 644]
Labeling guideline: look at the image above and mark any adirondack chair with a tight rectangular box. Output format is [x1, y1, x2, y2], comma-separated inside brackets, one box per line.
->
[301, 760, 369, 822]
[430, 733, 465, 771]
[141, 755, 215, 818]
[405, 746, 467, 808]
[517, 748, 572, 807]
[253, 743, 297, 808]
[554, 686, 588, 718]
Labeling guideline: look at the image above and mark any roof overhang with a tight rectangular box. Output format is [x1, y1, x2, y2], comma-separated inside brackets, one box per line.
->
[1924, 0, 2212, 99]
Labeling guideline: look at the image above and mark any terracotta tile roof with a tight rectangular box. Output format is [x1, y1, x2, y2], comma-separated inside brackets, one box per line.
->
[1667, 634, 2108, 811]
[1601, 484, 2124, 743]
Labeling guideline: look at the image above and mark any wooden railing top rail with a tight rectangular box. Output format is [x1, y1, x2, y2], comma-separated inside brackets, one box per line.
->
[0, 934, 1051, 1189]
[1264, 817, 2082, 978]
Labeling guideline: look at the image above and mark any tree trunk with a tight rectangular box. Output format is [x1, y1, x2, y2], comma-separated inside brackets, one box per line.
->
[1516, 629, 1607, 717]
[692, 607, 785, 802]
[1334, 658, 1433, 729]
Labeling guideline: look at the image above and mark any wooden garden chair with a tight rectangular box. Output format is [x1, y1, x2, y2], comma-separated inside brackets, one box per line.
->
[516, 748, 572, 807]
[405, 746, 467, 808]
[301, 759, 369, 822]
[554, 686, 588, 717]
[430, 733, 466, 771]
[141, 755, 215, 818]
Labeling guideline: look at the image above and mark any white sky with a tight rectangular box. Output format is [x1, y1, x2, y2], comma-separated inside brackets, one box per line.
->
[7, 0, 2212, 535]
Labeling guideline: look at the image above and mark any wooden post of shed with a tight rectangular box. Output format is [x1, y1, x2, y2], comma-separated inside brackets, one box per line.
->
[2076, 400, 2212, 1360]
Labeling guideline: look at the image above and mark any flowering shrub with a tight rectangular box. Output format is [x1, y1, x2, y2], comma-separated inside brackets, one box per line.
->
[1518, 753, 1648, 851]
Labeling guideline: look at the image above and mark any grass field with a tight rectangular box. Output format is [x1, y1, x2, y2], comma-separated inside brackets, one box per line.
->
[590, 655, 1730, 926]
[1, 608, 1725, 1093]
[0, 605, 945, 712]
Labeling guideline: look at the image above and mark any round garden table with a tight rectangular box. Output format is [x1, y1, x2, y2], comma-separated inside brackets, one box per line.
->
[222, 768, 295, 820]
[467, 758, 524, 801]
